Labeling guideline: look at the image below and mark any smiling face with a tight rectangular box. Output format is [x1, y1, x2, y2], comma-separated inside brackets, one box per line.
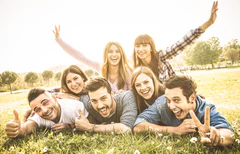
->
[30, 92, 60, 123]
[66, 72, 85, 94]
[134, 44, 152, 61]
[107, 44, 121, 66]
[89, 87, 116, 118]
[165, 87, 195, 120]
[134, 73, 155, 100]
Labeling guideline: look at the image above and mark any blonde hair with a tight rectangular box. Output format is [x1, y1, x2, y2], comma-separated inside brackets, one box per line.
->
[102, 41, 133, 90]
[131, 66, 164, 113]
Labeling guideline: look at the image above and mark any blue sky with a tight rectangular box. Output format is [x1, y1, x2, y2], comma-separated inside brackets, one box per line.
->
[1, 0, 240, 73]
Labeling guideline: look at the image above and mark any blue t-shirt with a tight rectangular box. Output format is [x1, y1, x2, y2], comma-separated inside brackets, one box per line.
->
[134, 95, 233, 132]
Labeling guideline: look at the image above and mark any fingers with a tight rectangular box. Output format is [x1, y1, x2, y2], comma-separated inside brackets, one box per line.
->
[5, 122, 20, 138]
[13, 110, 19, 121]
[78, 109, 85, 117]
[189, 110, 202, 127]
[204, 106, 210, 128]
[210, 127, 220, 146]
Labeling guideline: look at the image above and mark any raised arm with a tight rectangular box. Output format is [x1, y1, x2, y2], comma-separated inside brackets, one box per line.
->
[53, 25, 101, 73]
[5, 110, 38, 138]
[160, 1, 218, 61]
[200, 1, 218, 31]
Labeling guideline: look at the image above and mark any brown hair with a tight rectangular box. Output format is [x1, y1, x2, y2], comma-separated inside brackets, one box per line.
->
[85, 76, 112, 94]
[164, 75, 197, 100]
[132, 34, 160, 78]
[61, 65, 88, 96]
[131, 66, 164, 113]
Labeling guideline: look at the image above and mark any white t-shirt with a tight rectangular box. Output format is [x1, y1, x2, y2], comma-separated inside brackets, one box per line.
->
[28, 98, 88, 128]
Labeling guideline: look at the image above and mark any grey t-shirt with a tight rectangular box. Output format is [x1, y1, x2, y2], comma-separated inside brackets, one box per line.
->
[81, 91, 138, 129]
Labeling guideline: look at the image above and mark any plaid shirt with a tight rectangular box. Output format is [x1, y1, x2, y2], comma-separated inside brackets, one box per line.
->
[158, 27, 204, 82]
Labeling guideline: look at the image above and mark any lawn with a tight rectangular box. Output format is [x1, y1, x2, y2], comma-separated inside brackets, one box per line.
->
[0, 68, 240, 154]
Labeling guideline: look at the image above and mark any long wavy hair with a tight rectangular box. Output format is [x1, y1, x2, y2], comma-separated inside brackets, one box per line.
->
[61, 65, 88, 96]
[102, 41, 133, 90]
[132, 34, 161, 78]
[131, 66, 164, 113]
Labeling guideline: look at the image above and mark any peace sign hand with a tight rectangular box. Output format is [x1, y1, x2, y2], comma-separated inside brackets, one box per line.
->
[190, 106, 221, 146]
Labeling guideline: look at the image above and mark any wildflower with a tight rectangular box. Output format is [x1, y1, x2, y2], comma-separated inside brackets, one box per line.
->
[111, 131, 114, 135]
[148, 126, 153, 131]
[43, 146, 48, 153]
[9, 146, 14, 151]
[134, 150, 140, 154]
[158, 133, 163, 137]
[230, 134, 235, 138]
[221, 136, 225, 143]
[190, 137, 198, 143]
[151, 141, 154, 144]
[155, 128, 159, 132]
[235, 139, 240, 144]
[112, 137, 116, 142]
[166, 146, 172, 151]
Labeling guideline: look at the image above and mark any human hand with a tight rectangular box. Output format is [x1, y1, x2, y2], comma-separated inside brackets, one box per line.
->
[190, 106, 221, 146]
[176, 119, 196, 135]
[5, 110, 21, 138]
[51, 123, 73, 132]
[52, 25, 60, 38]
[23, 108, 35, 122]
[208, 1, 218, 25]
[75, 109, 93, 132]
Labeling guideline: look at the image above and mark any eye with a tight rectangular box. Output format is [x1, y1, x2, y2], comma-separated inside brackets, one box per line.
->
[35, 108, 40, 113]
[91, 100, 97, 104]
[66, 80, 71, 84]
[42, 100, 49, 106]
[135, 45, 140, 48]
[116, 50, 120, 53]
[135, 84, 140, 88]
[144, 80, 149, 84]
[143, 44, 148, 47]
[108, 50, 113, 53]
[101, 96, 107, 101]
[166, 99, 170, 104]
[174, 99, 180, 103]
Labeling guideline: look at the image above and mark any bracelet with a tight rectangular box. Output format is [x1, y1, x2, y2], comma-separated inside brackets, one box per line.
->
[92, 124, 96, 133]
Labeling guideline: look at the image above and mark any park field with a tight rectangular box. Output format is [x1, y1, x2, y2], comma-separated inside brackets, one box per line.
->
[0, 68, 240, 153]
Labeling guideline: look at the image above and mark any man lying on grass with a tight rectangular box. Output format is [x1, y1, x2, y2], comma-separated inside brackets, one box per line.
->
[133, 75, 234, 147]
[5, 87, 88, 138]
[75, 76, 138, 134]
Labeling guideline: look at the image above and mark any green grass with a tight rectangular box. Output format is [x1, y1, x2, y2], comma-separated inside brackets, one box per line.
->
[1, 68, 240, 153]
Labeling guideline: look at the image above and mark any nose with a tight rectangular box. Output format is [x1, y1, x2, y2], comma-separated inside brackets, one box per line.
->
[98, 101, 104, 109]
[168, 101, 176, 110]
[42, 106, 48, 115]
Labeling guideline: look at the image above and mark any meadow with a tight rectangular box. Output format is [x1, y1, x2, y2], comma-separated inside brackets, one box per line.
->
[0, 68, 240, 154]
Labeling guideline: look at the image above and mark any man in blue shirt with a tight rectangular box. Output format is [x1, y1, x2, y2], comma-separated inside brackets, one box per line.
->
[133, 75, 234, 147]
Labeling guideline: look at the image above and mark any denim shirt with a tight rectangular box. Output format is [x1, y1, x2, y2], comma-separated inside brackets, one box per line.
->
[134, 95, 233, 132]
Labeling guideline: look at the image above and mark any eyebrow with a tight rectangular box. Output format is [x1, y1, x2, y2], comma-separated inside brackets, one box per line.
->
[33, 99, 47, 111]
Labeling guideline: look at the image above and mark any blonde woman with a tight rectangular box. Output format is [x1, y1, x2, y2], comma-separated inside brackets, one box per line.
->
[53, 26, 132, 93]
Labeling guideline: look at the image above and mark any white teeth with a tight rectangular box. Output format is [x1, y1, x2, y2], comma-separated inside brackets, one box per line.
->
[173, 110, 180, 114]
[141, 89, 149, 94]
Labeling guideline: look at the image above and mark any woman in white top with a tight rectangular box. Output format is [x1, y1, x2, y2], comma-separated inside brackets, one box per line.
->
[53, 25, 133, 93]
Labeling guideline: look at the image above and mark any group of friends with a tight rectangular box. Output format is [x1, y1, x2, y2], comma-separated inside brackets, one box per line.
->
[5, 1, 235, 147]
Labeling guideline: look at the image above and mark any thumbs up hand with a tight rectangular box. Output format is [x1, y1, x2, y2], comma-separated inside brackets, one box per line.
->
[75, 109, 94, 132]
[5, 110, 21, 138]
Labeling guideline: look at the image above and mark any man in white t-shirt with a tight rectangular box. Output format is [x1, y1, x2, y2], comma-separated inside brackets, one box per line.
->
[5, 87, 88, 138]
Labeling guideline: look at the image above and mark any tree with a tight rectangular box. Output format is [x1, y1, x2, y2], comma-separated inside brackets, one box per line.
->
[24, 72, 38, 87]
[223, 39, 240, 64]
[1, 71, 18, 94]
[42, 70, 53, 85]
[0, 75, 2, 85]
[54, 72, 62, 82]
[184, 39, 222, 69]
[206, 37, 222, 68]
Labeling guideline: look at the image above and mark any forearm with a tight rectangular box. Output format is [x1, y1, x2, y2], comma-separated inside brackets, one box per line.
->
[90, 123, 131, 134]
[133, 122, 177, 134]
[200, 20, 213, 31]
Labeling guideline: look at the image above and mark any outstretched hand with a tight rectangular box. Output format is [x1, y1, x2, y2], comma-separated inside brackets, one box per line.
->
[190, 106, 221, 146]
[5, 110, 21, 138]
[52, 25, 60, 38]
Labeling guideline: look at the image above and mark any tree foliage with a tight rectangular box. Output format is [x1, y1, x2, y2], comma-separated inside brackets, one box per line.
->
[54, 72, 62, 82]
[223, 39, 240, 64]
[184, 38, 222, 68]
[1, 71, 18, 94]
[42, 70, 53, 82]
[24, 72, 38, 87]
